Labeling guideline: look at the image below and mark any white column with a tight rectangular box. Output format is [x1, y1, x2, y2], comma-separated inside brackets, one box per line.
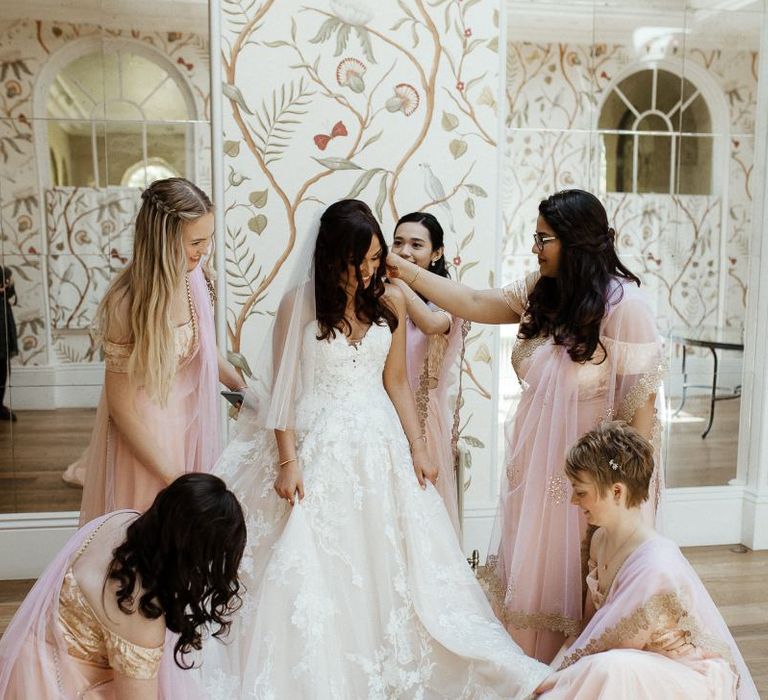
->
[735, 13, 768, 550]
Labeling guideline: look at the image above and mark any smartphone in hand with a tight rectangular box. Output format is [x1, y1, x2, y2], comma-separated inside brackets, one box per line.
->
[221, 390, 245, 408]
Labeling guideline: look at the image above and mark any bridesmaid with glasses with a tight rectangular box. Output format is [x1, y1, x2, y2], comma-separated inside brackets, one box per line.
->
[386, 189, 665, 663]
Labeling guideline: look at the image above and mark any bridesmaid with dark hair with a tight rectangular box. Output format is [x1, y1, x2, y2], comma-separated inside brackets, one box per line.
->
[0, 473, 246, 699]
[390, 212, 467, 535]
[387, 189, 665, 662]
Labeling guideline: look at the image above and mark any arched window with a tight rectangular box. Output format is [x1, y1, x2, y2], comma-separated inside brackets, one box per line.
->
[121, 157, 180, 189]
[599, 67, 713, 195]
[45, 45, 193, 187]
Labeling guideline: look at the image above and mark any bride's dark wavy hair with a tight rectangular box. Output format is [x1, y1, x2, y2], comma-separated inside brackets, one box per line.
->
[315, 198, 398, 340]
[106, 473, 246, 669]
[519, 189, 640, 363]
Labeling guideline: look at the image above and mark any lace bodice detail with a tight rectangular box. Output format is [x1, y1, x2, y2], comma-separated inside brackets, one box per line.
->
[300, 321, 392, 405]
[58, 568, 163, 679]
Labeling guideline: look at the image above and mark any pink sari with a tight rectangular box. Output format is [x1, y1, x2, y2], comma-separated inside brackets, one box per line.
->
[405, 309, 467, 536]
[544, 535, 757, 699]
[483, 273, 665, 662]
[78, 266, 220, 525]
[0, 511, 202, 699]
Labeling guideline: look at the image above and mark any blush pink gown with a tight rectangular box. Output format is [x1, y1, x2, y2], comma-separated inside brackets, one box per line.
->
[404, 307, 467, 536]
[78, 266, 220, 525]
[483, 273, 665, 663]
[0, 511, 203, 699]
[544, 535, 758, 699]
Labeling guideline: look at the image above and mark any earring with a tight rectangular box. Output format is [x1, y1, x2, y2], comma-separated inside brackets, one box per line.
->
[429, 260, 436, 270]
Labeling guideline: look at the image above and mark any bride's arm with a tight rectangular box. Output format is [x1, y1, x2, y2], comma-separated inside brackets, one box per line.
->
[382, 284, 437, 488]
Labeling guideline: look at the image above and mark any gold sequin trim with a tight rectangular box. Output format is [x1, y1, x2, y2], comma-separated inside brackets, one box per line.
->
[559, 591, 734, 671]
[548, 475, 568, 505]
[510, 334, 549, 376]
[478, 560, 581, 636]
[616, 361, 667, 423]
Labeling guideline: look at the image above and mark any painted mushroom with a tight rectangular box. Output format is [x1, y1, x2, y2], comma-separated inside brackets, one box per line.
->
[385, 83, 419, 116]
[336, 58, 366, 94]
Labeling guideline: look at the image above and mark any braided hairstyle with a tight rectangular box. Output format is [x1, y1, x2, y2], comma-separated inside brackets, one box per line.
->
[96, 178, 213, 403]
[518, 189, 640, 364]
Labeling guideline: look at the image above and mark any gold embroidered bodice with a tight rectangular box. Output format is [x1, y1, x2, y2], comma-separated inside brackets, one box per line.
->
[58, 568, 163, 679]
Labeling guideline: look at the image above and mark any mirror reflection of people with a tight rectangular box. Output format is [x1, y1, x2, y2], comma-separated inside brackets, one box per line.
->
[390, 212, 465, 535]
[201, 200, 551, 697]
[76, 178, 244, 524]
[0, 473, 247, 700]
[387, 189, 664, 662]
[0, 265, 19, 422]
[535, 422, 758, 699]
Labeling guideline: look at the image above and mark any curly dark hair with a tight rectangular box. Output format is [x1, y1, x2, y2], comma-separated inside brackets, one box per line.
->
[518, 189, 640, 363]
[314, 199, 398, 340]
[106, 473, 246, 669]
[393, 211, 450, 278]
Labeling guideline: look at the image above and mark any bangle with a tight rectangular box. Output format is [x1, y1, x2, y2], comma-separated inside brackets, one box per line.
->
[278, 457, 297, 468]
[408, 434, 427, 450]
[233, 385, 248, 392]
[409, 266, 421, 286]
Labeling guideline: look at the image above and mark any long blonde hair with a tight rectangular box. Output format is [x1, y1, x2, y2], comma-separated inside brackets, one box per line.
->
[97, 178, 213, 405]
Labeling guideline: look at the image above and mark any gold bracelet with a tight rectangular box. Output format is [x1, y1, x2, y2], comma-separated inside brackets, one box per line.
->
[408, 434, 427, 450]
[278, 457, 297, 468]
[409, 266, 421, 286]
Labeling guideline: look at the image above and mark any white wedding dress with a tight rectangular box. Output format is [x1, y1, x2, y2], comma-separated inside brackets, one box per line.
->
[202, 321, 549, 699]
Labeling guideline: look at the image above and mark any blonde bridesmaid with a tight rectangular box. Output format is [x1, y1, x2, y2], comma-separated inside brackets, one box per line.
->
[77, 178, 244, 524]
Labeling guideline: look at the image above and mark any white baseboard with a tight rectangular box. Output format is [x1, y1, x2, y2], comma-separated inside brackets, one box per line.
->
[660, 486, 745, 546]
[10, 364, 103, 409]
[0, 485, 761, 580]
[741, 487, 768, 550]
[0, 512, 79, 579]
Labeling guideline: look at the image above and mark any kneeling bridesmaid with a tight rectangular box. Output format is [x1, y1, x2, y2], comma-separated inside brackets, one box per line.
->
[0, 473, 246, 700]
[537, 422, 758, 700]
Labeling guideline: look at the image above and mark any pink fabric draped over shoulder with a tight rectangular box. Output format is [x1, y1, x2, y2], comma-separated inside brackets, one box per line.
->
[482, 272, 666, 662]
[0, 512, 202, 699]
[404, 309, 468, 536]
[78, 265, 220, 525]
[544, 536, 758, 700]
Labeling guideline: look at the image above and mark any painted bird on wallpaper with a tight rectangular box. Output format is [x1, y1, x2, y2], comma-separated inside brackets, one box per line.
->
[314, 121, 348, 150]
[420, 162, 455, 233]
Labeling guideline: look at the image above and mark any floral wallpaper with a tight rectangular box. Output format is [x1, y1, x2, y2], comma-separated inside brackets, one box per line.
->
[220, 0, 503, 501]
[503, 41, 757, 333]
[0, 19, 210, 366]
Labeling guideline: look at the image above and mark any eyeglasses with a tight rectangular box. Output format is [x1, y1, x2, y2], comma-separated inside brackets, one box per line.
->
[533, 232, 557, 253]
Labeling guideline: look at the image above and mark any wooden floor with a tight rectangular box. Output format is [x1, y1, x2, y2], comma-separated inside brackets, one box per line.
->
[0, 545, 765, 695]
[0, 396, 743, 513]
[0, 408, 93, 513]
[665, 396, 741, 488]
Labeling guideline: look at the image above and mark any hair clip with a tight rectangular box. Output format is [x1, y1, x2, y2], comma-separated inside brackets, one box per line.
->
[609, 459, 621, 472]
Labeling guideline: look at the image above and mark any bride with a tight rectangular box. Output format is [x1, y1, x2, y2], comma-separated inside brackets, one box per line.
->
[202, 199, 549, 698]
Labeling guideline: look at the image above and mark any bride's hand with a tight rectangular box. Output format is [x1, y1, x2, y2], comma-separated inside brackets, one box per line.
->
[274, 462, 305, 505]
[411, 443, 438, 489]
[534, 672, 559, 694]
[385, 252, 406, 280]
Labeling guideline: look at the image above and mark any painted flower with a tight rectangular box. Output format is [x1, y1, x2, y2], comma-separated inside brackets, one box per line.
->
[336, 58, 366, 93]
[456, 81, 465, 91]
[464, 28, 472, 37]
[75, 230, 92, 246]
[330, 0, 374, 26]
[101, 220, 116, 235]
[385, 83, 419, 116]
[453, 256, 462, 266]
[5, 80, 21, 98]
[17, 215, 32, 232]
